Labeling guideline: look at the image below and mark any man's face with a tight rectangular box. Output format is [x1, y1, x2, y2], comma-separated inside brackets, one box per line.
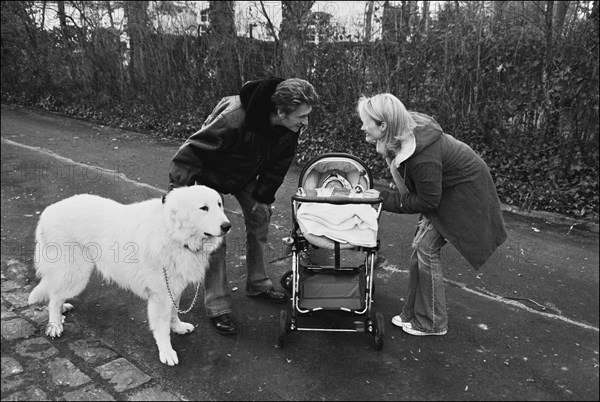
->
[278, 103, 312, 133]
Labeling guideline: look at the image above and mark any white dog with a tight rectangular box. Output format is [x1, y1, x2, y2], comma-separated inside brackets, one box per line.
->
[28, 185, 231, 366]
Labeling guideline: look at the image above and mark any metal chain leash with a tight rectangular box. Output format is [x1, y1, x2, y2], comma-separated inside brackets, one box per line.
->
[162, 266, 201, 314]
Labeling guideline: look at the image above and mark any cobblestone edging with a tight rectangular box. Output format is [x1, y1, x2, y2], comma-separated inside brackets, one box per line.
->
[1, 260, 183, 401]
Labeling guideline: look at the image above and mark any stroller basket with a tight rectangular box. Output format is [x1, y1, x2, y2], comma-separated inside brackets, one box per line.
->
[279, 153, 385, 350]
[299, 266, 366, 310]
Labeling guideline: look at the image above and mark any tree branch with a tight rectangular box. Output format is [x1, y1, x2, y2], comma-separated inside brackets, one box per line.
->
[259, 0, 279, 42]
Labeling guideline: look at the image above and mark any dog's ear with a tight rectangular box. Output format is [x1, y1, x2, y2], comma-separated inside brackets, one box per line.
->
[168, 202, 198, 237]
[169, 205, 192, 231]
[164, 193, 182, 230]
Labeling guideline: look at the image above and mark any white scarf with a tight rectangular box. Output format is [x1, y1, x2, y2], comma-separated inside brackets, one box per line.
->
[386, 156, 409, 194]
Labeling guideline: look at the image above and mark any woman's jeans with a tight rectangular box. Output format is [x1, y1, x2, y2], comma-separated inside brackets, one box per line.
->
[203, 180, 275, 318]
[401, 215, 449, 333]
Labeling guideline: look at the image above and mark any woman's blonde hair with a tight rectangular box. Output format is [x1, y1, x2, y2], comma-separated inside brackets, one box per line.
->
[357, 93, 416, 158]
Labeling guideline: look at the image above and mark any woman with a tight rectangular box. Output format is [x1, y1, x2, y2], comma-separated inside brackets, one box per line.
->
[357, 93, 507, 336]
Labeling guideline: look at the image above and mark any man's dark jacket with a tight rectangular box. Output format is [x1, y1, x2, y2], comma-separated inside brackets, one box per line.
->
[168, 78, 299, 204]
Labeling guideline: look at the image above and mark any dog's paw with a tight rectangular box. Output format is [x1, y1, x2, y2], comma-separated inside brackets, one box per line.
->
[62, 303, 74, 314]
[159, 348, 179, 366]
[45, 322, 64, 338]
[171, 321, 195, 334]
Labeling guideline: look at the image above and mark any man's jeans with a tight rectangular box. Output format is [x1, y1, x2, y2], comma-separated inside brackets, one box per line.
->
[203, 180, 275, 318]
[400, 215, 449, 333]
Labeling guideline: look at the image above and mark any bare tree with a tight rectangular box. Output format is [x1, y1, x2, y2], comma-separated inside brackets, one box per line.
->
[257, 0, 279, 41]
[382, 1, 401, 43]
[493, 0, 506, 22]
[209, 1, 236, 36]
[543, 0, 556, 140]
[280, 1, 314, 77]
[124, 1, 151, 85]
[57, 1, 69, 39]
[553, 0, 569, 36]
[364, 0, 375, 42]
[382, 1, 418, 43]
[207, 1, 239, 91]
[421, 0, 429, 35]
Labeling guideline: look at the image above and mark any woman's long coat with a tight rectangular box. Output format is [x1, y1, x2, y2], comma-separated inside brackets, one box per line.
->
[381, 113, 508, 270]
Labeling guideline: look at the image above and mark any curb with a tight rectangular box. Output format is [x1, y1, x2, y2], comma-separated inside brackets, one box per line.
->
[498, 204, 599, 234]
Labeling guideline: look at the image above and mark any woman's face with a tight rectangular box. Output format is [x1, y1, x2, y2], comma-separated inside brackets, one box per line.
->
[360, 114, 385, 144]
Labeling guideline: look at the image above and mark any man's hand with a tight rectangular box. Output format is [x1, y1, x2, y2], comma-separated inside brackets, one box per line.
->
[251, 201, 271, 216]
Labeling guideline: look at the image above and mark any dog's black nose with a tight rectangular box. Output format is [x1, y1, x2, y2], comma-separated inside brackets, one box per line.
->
[221, 222, 232, 233]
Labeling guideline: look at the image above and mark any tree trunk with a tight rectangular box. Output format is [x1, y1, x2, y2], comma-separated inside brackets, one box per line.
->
[124, 1, 150, 86]
[553, 1, 569, 36]
[105, 1, 115, 29]
[403, 1, 417, 38]
[475, 1, 487, 143]
[543, 0, 557, 141]
[207, 1, 239, 91]
[364, 1, 374, 42]
[591, 1, 599, 42]
[493, 0, 506, 22]
[57, 1, 69, 39]
[280, 1, 314, 77]
[421, 1, 429, 35]
[382, 1, 401, 44]
[40, 0, 46, 29]
[209, 1, 235, 36]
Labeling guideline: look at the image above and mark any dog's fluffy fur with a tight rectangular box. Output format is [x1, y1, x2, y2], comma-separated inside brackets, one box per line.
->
[28, 185, 230, 366]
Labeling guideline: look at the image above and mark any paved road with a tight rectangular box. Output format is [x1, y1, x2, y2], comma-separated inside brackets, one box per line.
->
[2, 104, 598, 401]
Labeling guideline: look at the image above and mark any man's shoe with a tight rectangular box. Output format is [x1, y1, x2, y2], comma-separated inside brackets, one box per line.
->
[247, 288, 287, 304]
[402, 322, 447, 336]
[210, 314, 237, 336]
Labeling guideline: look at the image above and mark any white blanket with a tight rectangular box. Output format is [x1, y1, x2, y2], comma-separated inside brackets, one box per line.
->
[296, 202, 378, 247]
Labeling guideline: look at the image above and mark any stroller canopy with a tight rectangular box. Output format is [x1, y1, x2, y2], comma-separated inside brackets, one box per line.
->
[298, 153, 374, 191]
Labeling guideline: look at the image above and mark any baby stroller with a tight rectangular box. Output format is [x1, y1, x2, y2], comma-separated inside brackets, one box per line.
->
[278, 153, 385, 350]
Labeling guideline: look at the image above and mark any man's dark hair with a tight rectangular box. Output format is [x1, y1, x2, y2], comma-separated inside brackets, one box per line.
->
[272, 78, 319, 115]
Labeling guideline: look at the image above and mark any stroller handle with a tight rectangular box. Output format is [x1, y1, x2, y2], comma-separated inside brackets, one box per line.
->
[292, 194, 383, 205]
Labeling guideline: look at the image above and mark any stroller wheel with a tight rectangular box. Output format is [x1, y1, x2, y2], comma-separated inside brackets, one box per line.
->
[278, 310, 290, 348]
[374, 312, 384, 350]
[280, 270, 293, 294]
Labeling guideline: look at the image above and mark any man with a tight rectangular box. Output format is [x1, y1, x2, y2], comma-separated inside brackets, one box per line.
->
[168, 77, 319, 335]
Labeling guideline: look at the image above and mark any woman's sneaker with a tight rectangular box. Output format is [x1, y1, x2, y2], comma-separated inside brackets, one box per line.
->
[402, 322, 447, 336]
[391, 315, 411, 328]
